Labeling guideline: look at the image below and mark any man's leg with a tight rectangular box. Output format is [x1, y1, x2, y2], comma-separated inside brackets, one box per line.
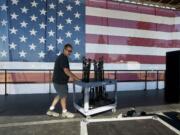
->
[46, 95, 60, 117]
[60, 96, 67, 112]
[50, 95, 60, 110]
[61, 96, 75, 118]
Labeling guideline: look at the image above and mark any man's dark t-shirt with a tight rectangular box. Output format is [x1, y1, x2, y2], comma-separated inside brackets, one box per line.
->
[52, 53, 70, 84]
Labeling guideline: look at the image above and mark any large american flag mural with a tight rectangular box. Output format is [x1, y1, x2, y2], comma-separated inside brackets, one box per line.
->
[0, 0, 180, 69]
[1, 0, 180, 93]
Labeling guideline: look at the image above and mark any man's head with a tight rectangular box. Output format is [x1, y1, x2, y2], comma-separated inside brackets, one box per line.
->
[63, 44, 73, 56]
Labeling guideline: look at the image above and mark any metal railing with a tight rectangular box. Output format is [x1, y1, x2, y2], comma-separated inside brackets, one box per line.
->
[0, 69, 165, 96]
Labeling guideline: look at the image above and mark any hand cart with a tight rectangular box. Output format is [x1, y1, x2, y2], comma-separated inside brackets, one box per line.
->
[73, 79, 117, 117]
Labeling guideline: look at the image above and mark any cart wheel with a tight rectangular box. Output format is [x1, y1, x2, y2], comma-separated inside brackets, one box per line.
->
[112, 108, 116, 113]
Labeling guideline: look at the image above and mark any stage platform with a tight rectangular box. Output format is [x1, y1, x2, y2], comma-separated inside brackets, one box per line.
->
[0, 90, 179, 135]
[85, 117, 179, 135]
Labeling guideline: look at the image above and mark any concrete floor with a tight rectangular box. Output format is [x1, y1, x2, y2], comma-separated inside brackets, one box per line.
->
[0, 90, 179, 135]
[0, 90, 166, 116]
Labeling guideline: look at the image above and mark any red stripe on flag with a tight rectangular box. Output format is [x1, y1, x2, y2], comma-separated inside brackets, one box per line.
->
[86, 0, 175, 17]
[0, 72, 165, 83]
[86, 34, 180, 48]
[86, 53, 165, 64]
[86, 16, 174, 32]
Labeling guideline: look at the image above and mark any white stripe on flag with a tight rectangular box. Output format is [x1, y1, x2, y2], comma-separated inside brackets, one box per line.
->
[86, 7, 175, 25]
[174, 17, 180, 25]
[86, 43, 179, 56]
[0, 62, 165, 70]
[86, 25, 180, 40]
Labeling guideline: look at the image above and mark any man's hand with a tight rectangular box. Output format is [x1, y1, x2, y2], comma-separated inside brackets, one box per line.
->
[64, 68, 80, 81]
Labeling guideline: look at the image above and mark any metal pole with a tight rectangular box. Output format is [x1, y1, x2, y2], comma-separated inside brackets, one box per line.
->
[5, 69, 7, 96]
[49, 70, 51, 94]
[84, 87, 89, 113]
[114, 70, 117, 80]
[144, 71, 147, 91]
[156, 70, 159, 90]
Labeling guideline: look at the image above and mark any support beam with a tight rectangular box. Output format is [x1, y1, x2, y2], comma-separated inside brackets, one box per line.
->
[113, 0, 178, 10]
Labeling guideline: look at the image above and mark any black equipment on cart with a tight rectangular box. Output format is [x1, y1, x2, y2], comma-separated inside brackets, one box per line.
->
[81, 57, 113, 108]
[82, 57, 91, 82]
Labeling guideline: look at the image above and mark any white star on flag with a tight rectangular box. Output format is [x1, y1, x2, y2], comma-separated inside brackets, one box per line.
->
[74, 12, 80, 18]
[57, 37, 63, 44]
[57, 24, 64, 30]
[74, 52, 80, 59]
[11, 0, 19, 5]
[40, 9, 46, 15]
[1, 4, 8, 11]
[19, 35, 27, 43]
[39, 22, 46, 29]
[20, 21, 28, 28]
[56, 51, 61, 56]
[74, 25, 80, 31]
[66, 18, 72, 24]
[30, 14, 37, 21]
[1, 20, 7, 26]
[49, 3, 55, 9]
[58, 10, 64, 17]
[48, 44, 54, 51]
[31, 1, 38, 7]
[48, 16, 55, 23]
[29, 43, 36, 50]
[1, 35, 7, 42]
[11, 12, 18, 20]
[1, 50, 7, 57]
[65, 31, 72, 38]
[74, 38, 80, 45]
[9, 27, 18, 34]
[58, 0, 64, 4]
[9, 42, 17, 49]
[39, 36, 45, 44]
[19, 50, 27, 58]
[66, 5, 72, 11]
[75, 0, 80, 6]
[48, 30, 55, 37]
[38, 51, 45, 58]
[30, 28, 37, 36]
[21, 7, 28, 14]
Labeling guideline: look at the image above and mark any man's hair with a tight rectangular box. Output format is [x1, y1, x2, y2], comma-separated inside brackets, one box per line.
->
[64, 43, 73, 50]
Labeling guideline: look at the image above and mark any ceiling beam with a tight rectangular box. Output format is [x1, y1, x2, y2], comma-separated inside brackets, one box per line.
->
[113, 0, 177, 10]
[168, 0, 175, 4]
[174, 2, 180, 6]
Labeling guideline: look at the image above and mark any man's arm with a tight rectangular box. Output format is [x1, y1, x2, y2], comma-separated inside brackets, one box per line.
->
[64, 68, 80, 81]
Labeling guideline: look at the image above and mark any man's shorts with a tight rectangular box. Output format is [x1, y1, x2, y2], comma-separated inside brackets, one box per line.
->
[53, 83, 68, 98]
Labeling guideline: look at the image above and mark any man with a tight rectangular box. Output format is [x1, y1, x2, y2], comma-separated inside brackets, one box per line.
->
[47, 44, 80, 118]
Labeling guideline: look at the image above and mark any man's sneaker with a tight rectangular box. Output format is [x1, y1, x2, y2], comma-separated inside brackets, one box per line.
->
[46, 110, 60, 117]
[62, 111, 75, 118]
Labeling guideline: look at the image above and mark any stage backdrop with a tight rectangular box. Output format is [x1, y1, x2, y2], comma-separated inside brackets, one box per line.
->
[0, 0, 180, 94]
